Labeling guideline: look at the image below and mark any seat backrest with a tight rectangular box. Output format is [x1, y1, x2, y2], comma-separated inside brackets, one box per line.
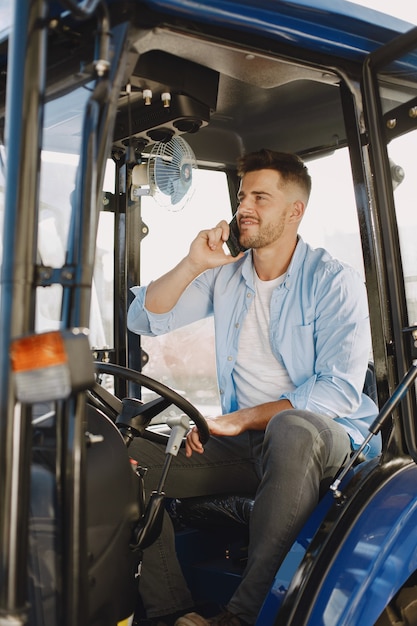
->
[363, 362, 378, 405]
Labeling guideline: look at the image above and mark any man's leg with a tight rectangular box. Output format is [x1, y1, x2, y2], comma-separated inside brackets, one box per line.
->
[227, 410, 351, 625]
[128, 431, 262, 619]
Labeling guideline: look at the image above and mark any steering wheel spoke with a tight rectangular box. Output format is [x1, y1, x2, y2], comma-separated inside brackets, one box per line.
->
[90, 362, 210, 446]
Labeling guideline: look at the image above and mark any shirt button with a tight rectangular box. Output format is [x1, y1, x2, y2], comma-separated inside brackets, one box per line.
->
[235, 323, 239, 328]
[227, 356, 233, 361]
[247, 293, 251, 298]
[219, 389, 224, 395]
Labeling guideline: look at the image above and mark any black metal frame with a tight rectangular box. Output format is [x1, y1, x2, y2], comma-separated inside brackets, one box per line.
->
[338, 78, 394, 418]
[0, 0, 49, 621]
[362, 26, 417, 460]
[0, 1, 133, 623]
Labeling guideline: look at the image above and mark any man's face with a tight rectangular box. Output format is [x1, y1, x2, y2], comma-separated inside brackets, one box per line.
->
[236, 169, 294, 250]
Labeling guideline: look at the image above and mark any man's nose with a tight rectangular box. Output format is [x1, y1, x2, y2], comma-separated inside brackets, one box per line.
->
[237, 202, 253, 213]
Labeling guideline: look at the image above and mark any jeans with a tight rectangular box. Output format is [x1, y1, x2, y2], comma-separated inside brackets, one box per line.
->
[128, 409, 351, 623]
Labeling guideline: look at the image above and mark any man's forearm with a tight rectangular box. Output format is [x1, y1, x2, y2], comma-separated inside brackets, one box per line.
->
[207, 399, 294, 438]
[186, 398, 294, 456]
[145, 221, 240, 314]
[237, 398, 293, 430]
[145, 256, 202, 313]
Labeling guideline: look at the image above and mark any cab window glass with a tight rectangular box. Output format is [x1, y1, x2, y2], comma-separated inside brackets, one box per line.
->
[36, 147, 115, 348]
[386, 130, 417, 324]
[36, 151, 76, 334]
[300, 148, 365, 280]
[140, 169, 230, 415]
[0, 146, 4, 268]
[370, 45, 417, 329]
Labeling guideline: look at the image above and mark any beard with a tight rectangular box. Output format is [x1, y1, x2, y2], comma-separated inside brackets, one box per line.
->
[240, 214, 286, 249]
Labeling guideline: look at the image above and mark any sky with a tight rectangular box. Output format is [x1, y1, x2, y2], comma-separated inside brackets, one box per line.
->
[348, 0, 417, 24]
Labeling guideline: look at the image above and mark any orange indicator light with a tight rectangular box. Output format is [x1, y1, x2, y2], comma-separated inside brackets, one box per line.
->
[10, 331, 68, 372]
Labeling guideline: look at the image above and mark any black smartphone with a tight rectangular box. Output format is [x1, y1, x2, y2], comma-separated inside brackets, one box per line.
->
[226, 215, 247, 257]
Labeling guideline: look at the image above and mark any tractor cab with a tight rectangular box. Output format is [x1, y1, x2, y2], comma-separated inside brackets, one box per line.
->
[1, 1, 417, 625]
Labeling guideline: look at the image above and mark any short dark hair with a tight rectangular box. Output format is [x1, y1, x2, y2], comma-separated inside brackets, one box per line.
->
[237, 149, 312, 200]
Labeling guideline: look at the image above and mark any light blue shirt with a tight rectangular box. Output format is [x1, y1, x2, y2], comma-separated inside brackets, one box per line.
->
[128, 237, 380, 454]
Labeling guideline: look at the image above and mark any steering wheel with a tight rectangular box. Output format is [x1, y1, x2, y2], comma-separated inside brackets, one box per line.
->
[88, 362, 210, 447]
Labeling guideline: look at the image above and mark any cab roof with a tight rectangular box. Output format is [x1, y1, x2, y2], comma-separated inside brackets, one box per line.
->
[0, 0, 414, 55]
[138, 0, 415, 60]
[1, 0, 416, 164]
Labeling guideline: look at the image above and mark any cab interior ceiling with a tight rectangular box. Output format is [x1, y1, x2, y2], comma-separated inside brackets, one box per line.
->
[5, 18, 408, 167]
[39, 24, 351, 167]
[119, 27, 347, 165]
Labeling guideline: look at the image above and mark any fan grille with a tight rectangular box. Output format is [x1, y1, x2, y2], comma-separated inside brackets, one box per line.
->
[148, 137, 197, 211]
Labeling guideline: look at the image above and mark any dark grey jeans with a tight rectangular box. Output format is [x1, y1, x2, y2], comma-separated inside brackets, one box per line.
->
[128, 409, 351, 624]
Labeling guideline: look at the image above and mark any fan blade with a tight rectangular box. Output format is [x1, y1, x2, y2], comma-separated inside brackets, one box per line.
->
[154, 156, 178, 195]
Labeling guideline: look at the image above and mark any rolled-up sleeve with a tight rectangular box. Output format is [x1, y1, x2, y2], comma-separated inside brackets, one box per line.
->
[127, 275, 215, 336]
[127, 286, 154, 335]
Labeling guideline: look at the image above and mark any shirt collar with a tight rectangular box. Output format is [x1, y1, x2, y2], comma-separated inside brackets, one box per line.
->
[242, 236, 307, 290]
[285, 236, 306, 281]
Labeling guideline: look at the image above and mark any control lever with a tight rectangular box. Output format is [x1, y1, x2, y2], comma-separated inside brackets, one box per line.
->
[130, 414, 191, 551]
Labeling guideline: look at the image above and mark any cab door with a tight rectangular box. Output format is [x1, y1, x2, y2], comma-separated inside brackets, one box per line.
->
[361, 25, 417, 455]
[261, 24, 417, 626]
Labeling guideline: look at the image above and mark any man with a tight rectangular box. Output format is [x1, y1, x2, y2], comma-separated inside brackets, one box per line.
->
[127, 149, 379, 626]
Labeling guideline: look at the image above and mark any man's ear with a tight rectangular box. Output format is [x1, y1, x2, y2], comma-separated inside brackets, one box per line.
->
[288, 199, 305, 223]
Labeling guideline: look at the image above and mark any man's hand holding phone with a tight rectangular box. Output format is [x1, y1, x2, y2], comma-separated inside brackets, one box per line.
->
[226, 215, 247, 257]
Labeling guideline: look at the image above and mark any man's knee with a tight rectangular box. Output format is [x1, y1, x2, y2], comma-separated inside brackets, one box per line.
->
[266, 409, 325, 440]
[265, 409, 350, 466]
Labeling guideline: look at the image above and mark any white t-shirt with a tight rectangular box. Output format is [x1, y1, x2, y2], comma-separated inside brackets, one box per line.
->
[233, 269, 295, 409]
